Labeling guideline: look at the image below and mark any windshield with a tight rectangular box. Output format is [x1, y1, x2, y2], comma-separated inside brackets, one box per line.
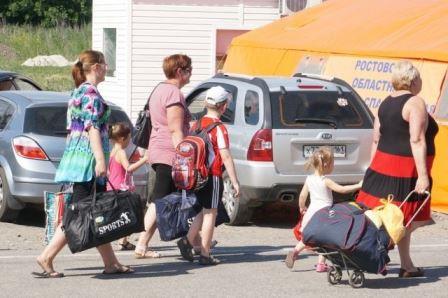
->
[270, 91, 372, 129]
[24, 106, 134, 137]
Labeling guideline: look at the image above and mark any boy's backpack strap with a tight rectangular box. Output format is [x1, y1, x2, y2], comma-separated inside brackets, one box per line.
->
[194, 118, 203, 134]
[203, 121, 222, 133]
[194, 117, 222, 135]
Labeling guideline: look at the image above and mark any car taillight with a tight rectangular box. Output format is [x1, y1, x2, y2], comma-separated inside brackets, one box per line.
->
[247, 129, 273, 162]
[12, 136, 49, 160]
[129, 149, 141, 163]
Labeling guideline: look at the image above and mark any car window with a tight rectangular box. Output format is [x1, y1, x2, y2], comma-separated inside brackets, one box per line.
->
[0, 80, 15, 91]
[270, 91, 372, 129]
[14, 78, 39, 91]
[0, 100, 15, 130]
[187, 84, 238, 124]
[24, 106, 68, 136]
[188, 89, 208, 119]
[24, 106, 134, 137]
[244, 90, 259, 125]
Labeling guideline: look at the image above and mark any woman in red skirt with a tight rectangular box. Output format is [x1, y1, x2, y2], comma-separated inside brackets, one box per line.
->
[356, 60, 438, 278]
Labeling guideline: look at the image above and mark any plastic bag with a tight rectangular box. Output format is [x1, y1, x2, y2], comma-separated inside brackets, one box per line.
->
[374, 195, 406, 244]
[44, 188, 72, 244]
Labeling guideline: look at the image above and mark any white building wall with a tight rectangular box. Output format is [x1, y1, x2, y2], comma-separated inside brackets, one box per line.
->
[92, 0, 131, 115]
[130, 0, 279, 120]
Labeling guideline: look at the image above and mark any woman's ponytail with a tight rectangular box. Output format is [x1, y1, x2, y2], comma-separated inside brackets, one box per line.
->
[72, 60, 85, 88]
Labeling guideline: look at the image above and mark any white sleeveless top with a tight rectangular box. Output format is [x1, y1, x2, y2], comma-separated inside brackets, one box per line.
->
[300, 174, 334, 231]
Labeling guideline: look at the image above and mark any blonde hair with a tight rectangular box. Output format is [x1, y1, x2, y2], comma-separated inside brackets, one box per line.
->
[391, 60, 420, 91]
[305, 146, 334, 175]
[72, 50, 105, 87]
[162, 54, 192, 79]
[108, 122, 131, 142]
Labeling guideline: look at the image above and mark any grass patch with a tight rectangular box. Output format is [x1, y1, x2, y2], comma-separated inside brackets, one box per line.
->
[0, 24, 91, 91]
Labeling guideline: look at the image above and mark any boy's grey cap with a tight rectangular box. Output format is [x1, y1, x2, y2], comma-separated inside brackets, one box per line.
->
[205, 86, 231, 105]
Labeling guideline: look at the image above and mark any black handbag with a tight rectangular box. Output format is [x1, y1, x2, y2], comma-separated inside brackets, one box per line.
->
[63, 179, 145, 253]
[132, 102, 151, 149]
[132, 83, 161, 148]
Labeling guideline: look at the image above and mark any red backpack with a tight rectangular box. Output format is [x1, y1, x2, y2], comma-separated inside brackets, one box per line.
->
[172, 119, 222, 191]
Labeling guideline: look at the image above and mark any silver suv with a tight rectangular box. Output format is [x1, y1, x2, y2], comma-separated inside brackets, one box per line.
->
[185, 73, 374, 225]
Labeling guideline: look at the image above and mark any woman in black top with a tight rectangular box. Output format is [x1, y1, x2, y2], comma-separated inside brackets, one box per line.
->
[357, 61, 438, 278]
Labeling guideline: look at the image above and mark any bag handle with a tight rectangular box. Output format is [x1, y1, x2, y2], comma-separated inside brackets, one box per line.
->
[91, 176, 118, 207]
[399, 190, 431, 227]
[58, 183, 74, 193]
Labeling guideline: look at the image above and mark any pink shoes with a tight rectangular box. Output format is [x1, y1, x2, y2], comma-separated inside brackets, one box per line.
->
[315, 262, 329, 272]
[285, 250, 329, 272]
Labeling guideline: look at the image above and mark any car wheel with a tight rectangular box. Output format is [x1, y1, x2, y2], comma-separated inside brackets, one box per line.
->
[222, 172, 253, 225]
[0, 168, 20, 222]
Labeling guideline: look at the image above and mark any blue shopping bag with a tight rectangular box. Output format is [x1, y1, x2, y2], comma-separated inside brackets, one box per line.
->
[155, 191, 197, 241]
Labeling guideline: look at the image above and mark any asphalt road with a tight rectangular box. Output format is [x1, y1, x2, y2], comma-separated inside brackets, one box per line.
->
[0, 207, 447, 297]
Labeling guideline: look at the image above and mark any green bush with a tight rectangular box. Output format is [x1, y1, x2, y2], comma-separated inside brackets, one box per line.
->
[0, 24, 91, 91]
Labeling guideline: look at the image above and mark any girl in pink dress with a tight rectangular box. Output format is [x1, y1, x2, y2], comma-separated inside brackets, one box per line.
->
[108, 122, 148, 250]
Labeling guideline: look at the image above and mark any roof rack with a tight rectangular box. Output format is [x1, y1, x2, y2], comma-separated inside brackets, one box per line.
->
[293, 72, 334, 81]
[214, 72, 255, 80]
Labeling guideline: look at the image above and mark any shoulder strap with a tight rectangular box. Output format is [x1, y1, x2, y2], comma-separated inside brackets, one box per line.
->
[144, 82, 162, 111]
[203, 121, 222, 133]
[194, 117, 223, 134]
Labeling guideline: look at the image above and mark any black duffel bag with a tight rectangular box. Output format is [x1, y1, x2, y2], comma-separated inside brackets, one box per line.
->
[63, 180, 145, 253]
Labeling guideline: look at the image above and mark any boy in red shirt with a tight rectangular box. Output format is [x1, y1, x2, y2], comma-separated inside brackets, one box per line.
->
[177, 86, 240, 265]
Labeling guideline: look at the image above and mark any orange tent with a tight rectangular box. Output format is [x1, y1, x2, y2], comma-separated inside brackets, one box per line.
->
[223, 0, 448, 213]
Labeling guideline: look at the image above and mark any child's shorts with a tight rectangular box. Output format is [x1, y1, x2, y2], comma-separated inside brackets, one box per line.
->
[196, 175, 223, 209]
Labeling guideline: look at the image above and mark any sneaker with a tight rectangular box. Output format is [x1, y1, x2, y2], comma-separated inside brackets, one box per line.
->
[176, 237, 194, 262]
[315, 263, 329, 273]
[285, 251, 296, 269]
[199, 254, 221, 266]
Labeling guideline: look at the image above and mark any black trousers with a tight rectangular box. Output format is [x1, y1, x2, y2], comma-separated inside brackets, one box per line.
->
[149, 163, 176, 202]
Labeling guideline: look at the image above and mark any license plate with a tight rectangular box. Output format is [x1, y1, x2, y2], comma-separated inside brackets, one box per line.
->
[303, 145, 346, 158]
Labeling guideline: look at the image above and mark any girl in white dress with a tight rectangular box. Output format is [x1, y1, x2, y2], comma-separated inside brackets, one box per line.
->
[285, 147, 362, 271]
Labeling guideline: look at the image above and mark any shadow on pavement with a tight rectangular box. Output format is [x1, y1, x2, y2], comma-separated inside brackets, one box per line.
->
[15, 207, 45, 227]
[63, 244, 298, 279]
[251, 203, 298, 228]
[362, 265, 448, 289]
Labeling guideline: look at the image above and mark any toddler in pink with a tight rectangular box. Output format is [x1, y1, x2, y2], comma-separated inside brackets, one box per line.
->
[108, 122, 148, 250]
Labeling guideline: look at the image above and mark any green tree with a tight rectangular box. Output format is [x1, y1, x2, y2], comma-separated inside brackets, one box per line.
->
[1, 0, 91, 27]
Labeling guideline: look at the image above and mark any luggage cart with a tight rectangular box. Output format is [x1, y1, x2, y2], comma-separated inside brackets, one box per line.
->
[319, 190, 431, 288]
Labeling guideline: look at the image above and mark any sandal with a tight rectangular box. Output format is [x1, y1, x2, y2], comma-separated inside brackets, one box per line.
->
[194, 240, 218, 255]
[134, 246, 162, 259]
[102, 266, 134, 275]
[199, 254, 221, 266]
[119, 241, 136, 251]
[177, 237, 194, 262]
[285, 251, 296, 269]
[399, 267, 424, 278]
[32, 271, 64, 278]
